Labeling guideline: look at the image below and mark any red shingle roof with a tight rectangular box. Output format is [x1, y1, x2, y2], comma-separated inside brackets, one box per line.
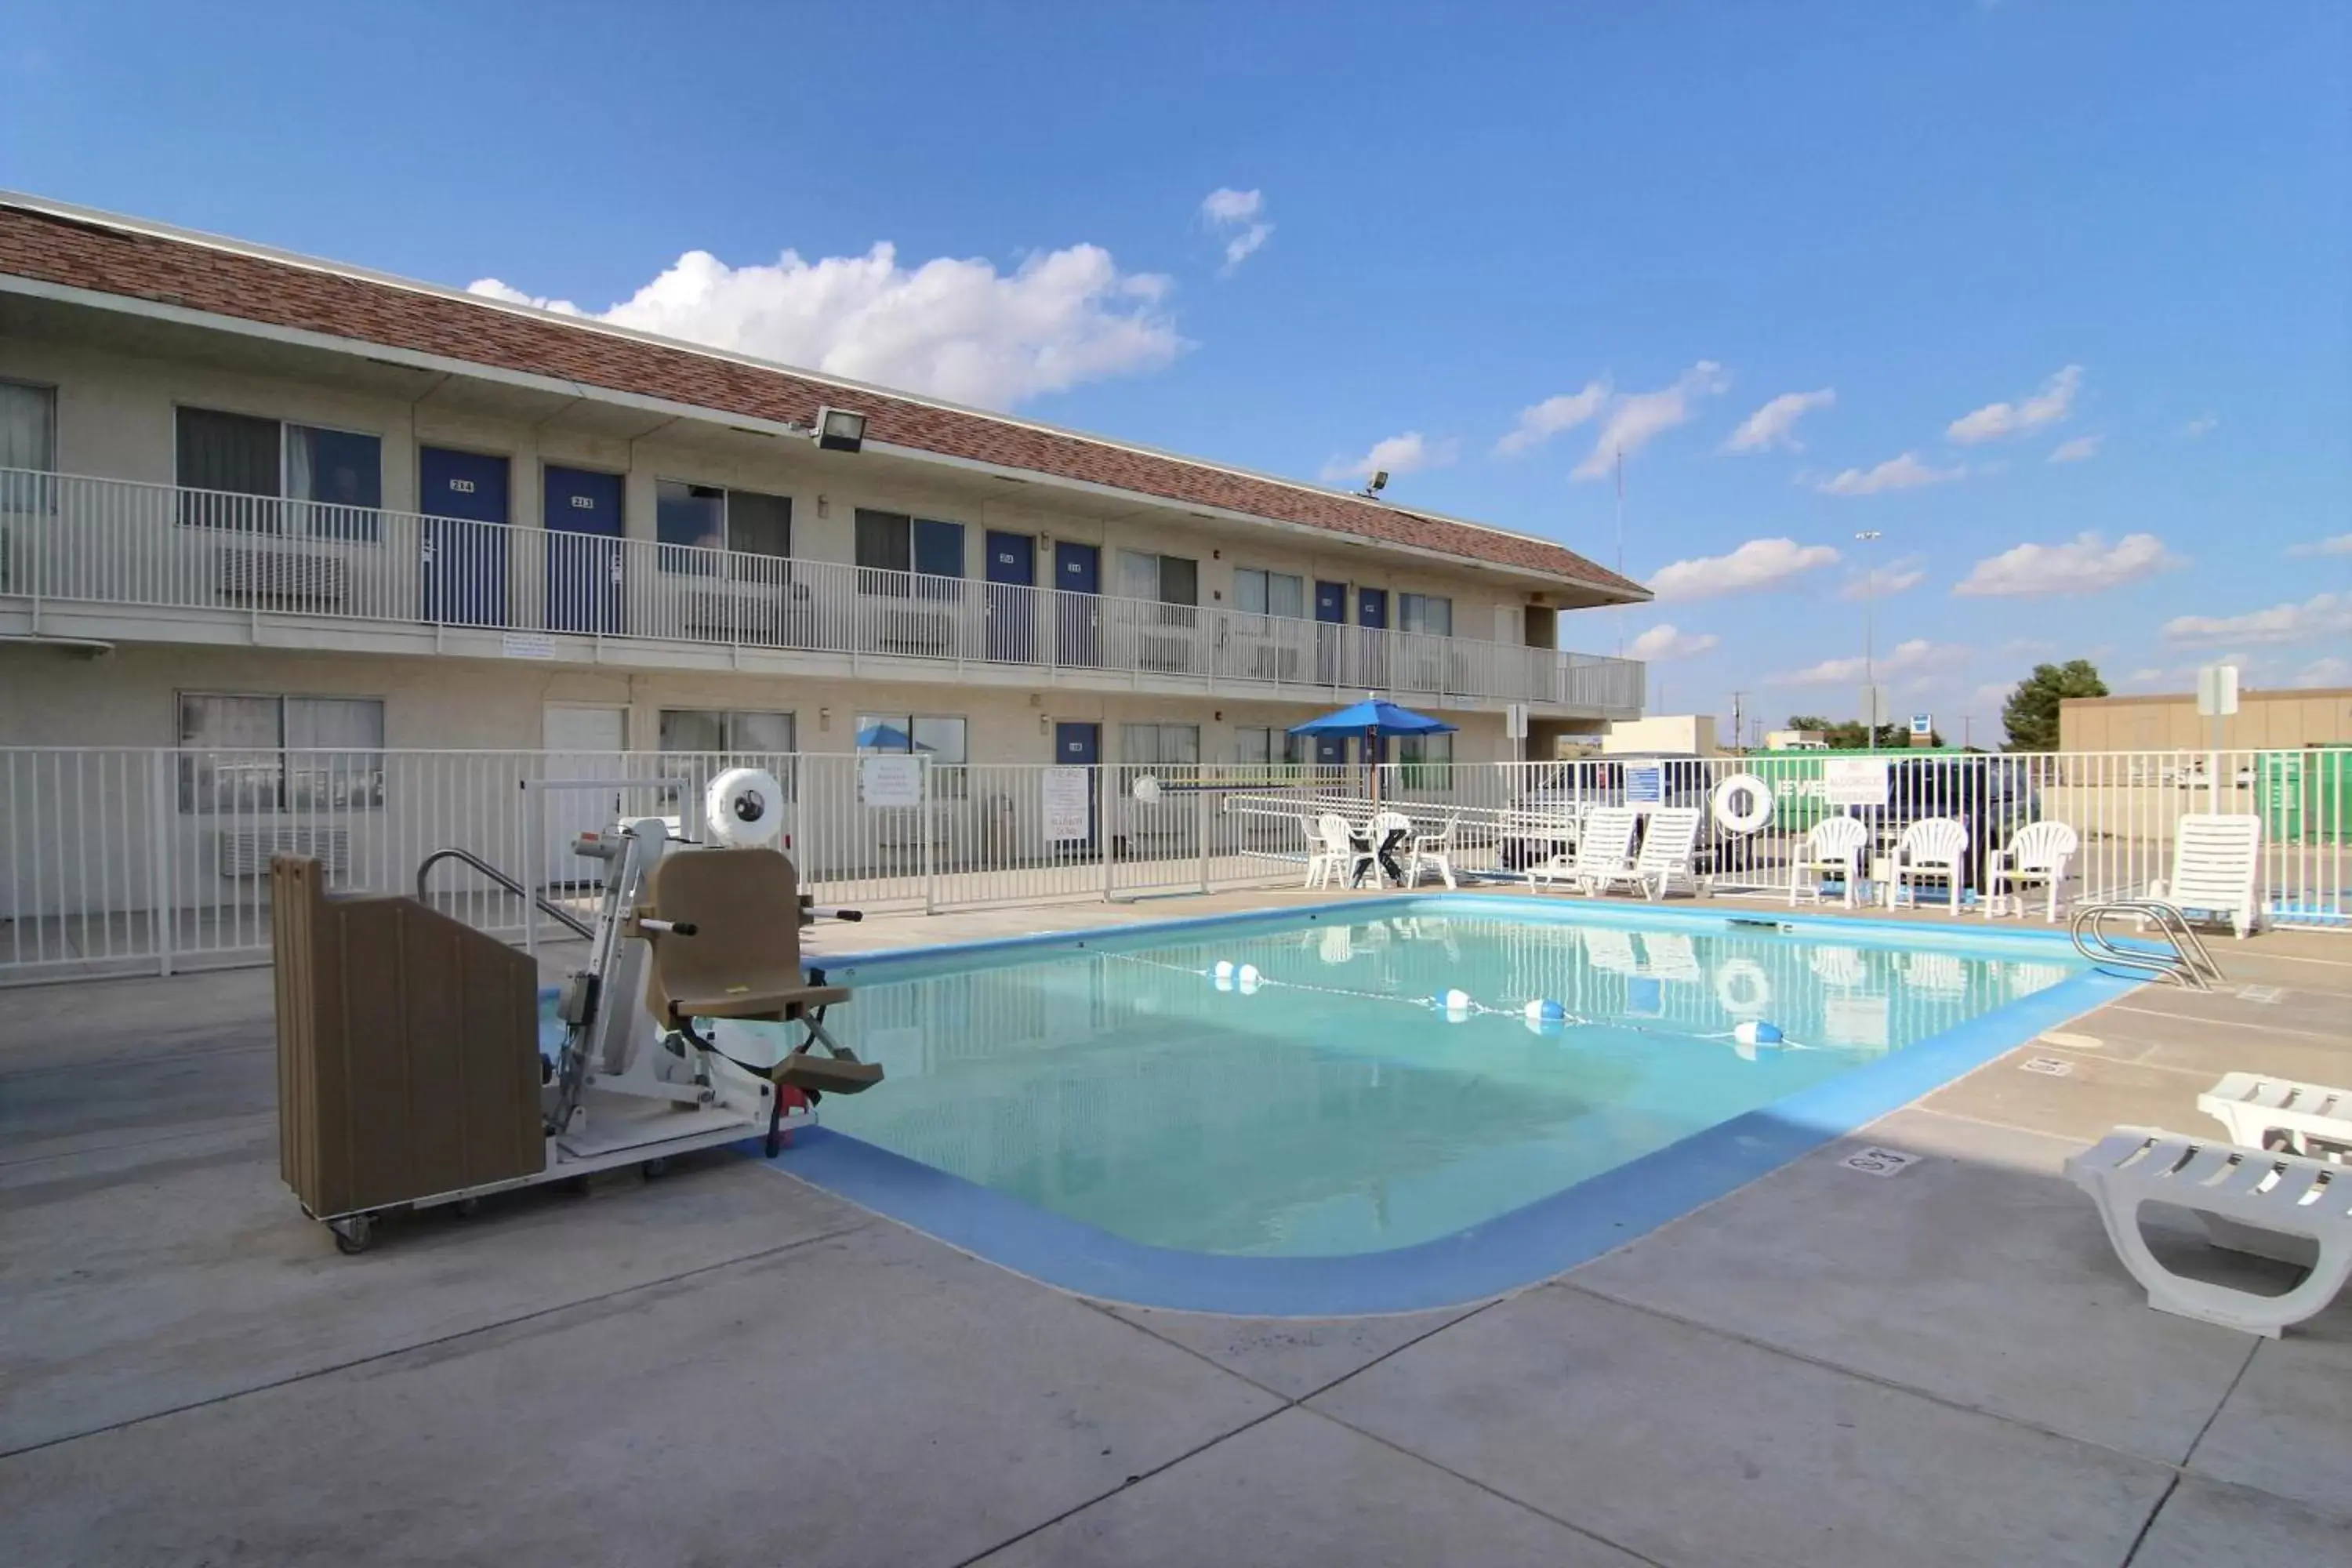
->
[0, 200, 1645, 599]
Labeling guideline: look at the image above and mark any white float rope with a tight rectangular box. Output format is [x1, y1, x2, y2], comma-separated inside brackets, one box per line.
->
[1099, 951, 1811, 1051]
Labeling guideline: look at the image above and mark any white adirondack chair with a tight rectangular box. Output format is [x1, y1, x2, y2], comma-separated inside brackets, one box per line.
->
[1626, 806, 1703, 899]
[1530, 806, 1638, 895]
[2147, 813, 2263, 938]
[1890, 816, 1970, 913]
[1984, 820, 2079, 922]
[1789, 815, 1871, 908]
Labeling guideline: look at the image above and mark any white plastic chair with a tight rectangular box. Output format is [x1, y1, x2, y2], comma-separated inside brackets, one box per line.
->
[1890, 817, 1970, 913]
[1404, 816, 1457, 890]
[1300, 815, 1340, 889]
[2147, 813, 2264, 938]
[1312, 812, 1377, 890]
[1984, 820, 2078, 922]
[1789, 815, 1871, 908]
[1530, 806, 1637, 895]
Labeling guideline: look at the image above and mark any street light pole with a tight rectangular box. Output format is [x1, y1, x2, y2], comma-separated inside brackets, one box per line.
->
[1855, 530, 1882, 752]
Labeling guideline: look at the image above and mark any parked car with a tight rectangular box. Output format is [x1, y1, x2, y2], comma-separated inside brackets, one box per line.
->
[1502, 753, 1720, 872]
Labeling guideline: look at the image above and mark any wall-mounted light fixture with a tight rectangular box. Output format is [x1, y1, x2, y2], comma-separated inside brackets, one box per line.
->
[816, 494, 830, 519]
[816, 406, 868, 454]
[818, 707, 833, 731]
[1039, 713, 1051, 734]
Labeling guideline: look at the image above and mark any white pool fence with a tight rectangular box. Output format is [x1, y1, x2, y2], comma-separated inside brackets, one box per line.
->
[0, 746, 2343, 983]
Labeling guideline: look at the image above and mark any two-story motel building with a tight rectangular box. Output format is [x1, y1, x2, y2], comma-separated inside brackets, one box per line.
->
[0, 194, 1646, 788]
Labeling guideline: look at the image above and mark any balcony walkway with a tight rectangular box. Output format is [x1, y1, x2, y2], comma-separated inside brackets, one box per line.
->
[0, 467, 1644, 714]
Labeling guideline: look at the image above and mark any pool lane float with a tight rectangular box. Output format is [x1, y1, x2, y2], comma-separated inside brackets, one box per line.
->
[1711, 772, 1774, 836]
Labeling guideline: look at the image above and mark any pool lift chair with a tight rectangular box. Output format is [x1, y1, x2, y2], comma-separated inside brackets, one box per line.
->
[275, 768, 880, 1254]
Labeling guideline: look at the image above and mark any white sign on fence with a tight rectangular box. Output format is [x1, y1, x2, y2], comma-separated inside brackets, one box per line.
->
[858, 753, 923, 808]
[1820, 757, 1889, 808]
[1042, 766, 1093, 841]
[1626, 764, 1664, 806]
[501, 631, 554, 660]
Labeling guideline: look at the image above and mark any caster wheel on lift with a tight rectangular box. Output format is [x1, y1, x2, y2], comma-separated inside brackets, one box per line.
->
[330, 1214, 376, 1255]
[449, 1197, 482, 1219]
[640, 1157, 670, 1179]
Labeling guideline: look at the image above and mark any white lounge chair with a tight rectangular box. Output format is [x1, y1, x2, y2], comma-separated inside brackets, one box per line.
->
[2200, 1073, 2351, 1163]
[1890, 817, 1970, 913]
[1308, 813, 1376, 890]
[1582, 927, 1640, 974]
[1984, 820, 2079, 922]
[2147, 813, 2264, 938]
[1624, 807, 1703, 900]
[2065, 1127, 2351, 1337]
[1789, 815, 1871, 908]
[1403, 816, 1457, 890]
[1638, 931, 1704, 982]
[1530, 806, 1638, 895]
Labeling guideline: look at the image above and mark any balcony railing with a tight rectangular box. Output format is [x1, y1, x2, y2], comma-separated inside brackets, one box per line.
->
[0, 468, 1644, 713]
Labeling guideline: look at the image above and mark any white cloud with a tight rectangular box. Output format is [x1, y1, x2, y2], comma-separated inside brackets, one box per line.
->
[2047, 434, 2103, 464]
[1317, 430, 1458, 485]
[2295, 655, 2352, 688]
[1570, 362, 1731, 481]
[1814, 452, 1965, 496]
[1626, 623, 1721, 661]
[1494, 382, 1610, 456]
[1775, 637, 1958, 686]
[1200, 187, 1273, 272]
[2162, 592, 2352, 647]
[1648, 537, 1840, 601]
[468, 239, 1181, 411]
[2178, 415, 2219, 439]
[2125, 667, 2168, 688]
[1837, 554, 1926, 599]
[1946, 365, 2083, 445]
[1722, 387, 1835, 454]
[2286, 533, 2352, 557]
[1953, 532, 2181, 598]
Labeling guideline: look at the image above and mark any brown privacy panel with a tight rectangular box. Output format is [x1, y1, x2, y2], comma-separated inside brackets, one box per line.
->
[271, 857, 543, 1218]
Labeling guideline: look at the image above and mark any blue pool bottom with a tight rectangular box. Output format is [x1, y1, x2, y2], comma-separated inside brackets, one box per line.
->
[750, 895, 2132, 1316]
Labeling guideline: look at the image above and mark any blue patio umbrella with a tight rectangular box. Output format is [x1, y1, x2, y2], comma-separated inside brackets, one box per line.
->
[854, 721, 933, 751]
[1290, 697, 1455, 803]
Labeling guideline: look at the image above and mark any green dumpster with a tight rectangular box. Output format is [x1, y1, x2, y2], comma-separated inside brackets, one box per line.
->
[2260, 747, 2352, 843]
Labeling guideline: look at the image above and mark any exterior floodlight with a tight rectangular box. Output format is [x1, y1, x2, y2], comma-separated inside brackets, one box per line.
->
[815, 406, 868, 453]
[1357, 469, 1388, 499]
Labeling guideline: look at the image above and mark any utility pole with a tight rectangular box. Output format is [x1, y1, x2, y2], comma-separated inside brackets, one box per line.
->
[1854, 530, 1882, 752]
[1730, 689, 1745, 755]
[1613, 448, 1626, 659]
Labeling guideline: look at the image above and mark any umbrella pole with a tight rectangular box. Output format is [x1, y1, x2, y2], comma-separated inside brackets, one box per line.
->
[1367, 727, 1379, 807]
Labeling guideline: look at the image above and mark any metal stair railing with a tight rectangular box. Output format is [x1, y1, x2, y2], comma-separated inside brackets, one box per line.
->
[2070, 900, 2224, 990]
[416, 848, 597, 940]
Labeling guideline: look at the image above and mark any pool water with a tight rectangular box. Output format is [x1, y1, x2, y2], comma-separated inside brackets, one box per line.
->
[815, 908, 2081, 1258]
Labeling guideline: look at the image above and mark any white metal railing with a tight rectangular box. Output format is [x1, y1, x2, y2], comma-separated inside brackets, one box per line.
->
[1321, 750, 2345, 928]
[0, 467, 1644, 713]
[7, 744, 2336, 985]
[0, 749, 1381, 982]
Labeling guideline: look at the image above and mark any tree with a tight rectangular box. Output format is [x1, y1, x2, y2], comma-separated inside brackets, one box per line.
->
[2002, 660, 2107, 751]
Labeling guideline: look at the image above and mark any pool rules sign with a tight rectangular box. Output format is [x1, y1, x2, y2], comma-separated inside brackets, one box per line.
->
[1042, 767, 1092, 841]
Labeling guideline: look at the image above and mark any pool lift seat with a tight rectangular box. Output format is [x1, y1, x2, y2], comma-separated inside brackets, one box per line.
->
[635, 843, 884, 1105]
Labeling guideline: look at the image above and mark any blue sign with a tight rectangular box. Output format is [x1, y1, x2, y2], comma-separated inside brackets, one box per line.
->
[1627, 764, 1664, 804]
[1909, 713, 1933, 737]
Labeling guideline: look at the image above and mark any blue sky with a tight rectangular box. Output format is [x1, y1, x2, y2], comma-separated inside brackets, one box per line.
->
[4, 1, 2346, 739]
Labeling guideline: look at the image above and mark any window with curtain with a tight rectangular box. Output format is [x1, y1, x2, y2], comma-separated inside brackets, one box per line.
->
[657, 482, 792, 575]
[1398, 593, 1453, 637]
[177, 692, 384, 813]
[659, 708, 795, 756]
[1121, 723, 1200, 767]
[1116, 550, 1199, 606]
[285, 424, 383, 540]
[857, 713, 967, 797]
[0, 381, 56, 520]
[1396, 731, 1455, 789]
[1235, 726, 1305, 768]
[1234, 568, 1305, 620]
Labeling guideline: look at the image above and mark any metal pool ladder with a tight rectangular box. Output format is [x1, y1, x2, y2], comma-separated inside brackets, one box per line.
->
[2070, 901, 2224, 990]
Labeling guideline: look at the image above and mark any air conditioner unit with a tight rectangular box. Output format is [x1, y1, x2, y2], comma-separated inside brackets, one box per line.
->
[873, 601, 953, 657]
[217, 826, 351, 877]
[1137, 630, 1192, 673]
[216, 546, 348, 611]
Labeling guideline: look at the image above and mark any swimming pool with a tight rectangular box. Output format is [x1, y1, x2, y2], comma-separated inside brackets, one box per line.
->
[773, 896, 2129, 1313]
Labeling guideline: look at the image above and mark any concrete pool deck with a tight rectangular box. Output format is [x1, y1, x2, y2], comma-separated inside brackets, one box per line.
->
[3, 891, 2348, 1566]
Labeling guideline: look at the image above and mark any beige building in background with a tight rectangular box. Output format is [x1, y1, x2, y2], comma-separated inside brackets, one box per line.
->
[0, 194, 1647, 775]
[2060, 688, 2352, 752]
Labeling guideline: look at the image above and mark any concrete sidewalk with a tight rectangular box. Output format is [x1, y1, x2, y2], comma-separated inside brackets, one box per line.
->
[2, 907, 2347, 1566]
